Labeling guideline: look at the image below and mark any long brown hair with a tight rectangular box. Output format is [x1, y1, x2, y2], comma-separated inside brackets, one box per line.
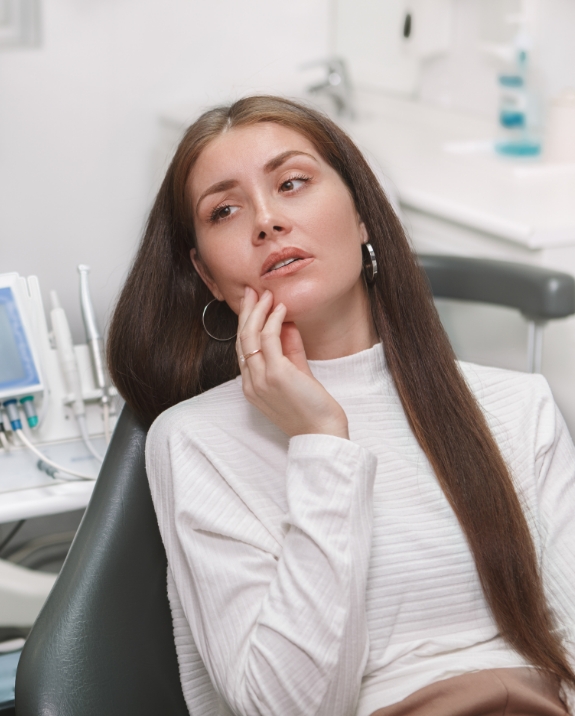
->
[108, 95, 574, 687]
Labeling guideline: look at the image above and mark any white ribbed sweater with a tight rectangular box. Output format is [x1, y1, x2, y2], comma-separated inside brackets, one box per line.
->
[145, 344, 575, 716]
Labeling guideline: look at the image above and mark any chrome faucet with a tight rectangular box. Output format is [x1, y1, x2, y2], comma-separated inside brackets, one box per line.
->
[303, 57, 355, 120]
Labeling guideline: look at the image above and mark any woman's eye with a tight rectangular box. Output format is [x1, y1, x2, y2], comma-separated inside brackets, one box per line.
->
[209, 204, 236, 223]
[280, 176, 309, 193]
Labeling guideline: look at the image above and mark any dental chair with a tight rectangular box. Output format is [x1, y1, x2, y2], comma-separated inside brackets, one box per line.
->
[419, 254, 575, 373]
[15, 407, 189, 716]
[14, 256, 575, 716]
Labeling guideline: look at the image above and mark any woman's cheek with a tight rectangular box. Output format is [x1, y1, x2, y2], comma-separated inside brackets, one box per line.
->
[226, 297, 242, 316]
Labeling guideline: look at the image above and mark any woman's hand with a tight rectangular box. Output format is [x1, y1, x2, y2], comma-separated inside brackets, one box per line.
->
[237, 287, 349, 439]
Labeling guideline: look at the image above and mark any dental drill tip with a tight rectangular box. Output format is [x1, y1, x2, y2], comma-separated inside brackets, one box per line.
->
[77, 264, 91, 274]
[50, 290, 61, 310]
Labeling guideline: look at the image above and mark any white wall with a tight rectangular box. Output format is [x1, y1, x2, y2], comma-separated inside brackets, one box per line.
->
[1, 0, 573, 341]
[537, 0, 575, 100]
[418, 0, 575, 117]
[0, 0, 329, 341]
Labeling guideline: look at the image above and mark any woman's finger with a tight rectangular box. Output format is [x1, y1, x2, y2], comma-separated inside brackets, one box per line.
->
[236, 287, 261, 366]
[238, 289, 273, 356]
[237, 286, 258, 339]
[236, 289, 275, 384]
[236, 330, 257, 399]
[259, 308, 314, 384]
[236, 289, 256, 377]
[259, 303, 288, 365]
[244, 302, 287, 398]
[280, 322, 313, 377]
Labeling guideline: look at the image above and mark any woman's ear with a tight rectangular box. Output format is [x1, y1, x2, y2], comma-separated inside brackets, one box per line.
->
[359, 221, 369, 245]
[190, 249, 225, 301]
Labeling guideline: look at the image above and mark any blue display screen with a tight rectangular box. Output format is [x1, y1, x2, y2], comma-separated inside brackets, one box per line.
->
[0, 286, 41, 393]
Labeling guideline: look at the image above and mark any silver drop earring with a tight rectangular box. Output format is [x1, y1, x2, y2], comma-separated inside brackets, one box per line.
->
[362, 242, 378, 285]
[202, 299, 237, 341]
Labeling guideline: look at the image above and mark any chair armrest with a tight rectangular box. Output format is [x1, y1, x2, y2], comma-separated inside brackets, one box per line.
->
[418, 254, 575, 321]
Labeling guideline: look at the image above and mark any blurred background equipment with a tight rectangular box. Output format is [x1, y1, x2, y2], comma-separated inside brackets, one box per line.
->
[0, 269, 115, 481]
[0, 266, 117, 711]
[0, 0, 41, 50]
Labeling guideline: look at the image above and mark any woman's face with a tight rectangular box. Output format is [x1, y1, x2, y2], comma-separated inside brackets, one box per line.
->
[188, 122, 368, 326]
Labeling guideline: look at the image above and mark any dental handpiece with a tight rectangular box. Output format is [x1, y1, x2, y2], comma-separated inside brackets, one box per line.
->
[50, 290, 85, 418]
[78, 264, 110, 405]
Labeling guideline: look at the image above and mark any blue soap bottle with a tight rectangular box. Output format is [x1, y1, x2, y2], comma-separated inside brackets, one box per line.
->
[496, 48, 541, 157]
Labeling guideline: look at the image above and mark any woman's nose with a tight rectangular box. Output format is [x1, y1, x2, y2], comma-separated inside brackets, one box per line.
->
[252, 198, 291, 243]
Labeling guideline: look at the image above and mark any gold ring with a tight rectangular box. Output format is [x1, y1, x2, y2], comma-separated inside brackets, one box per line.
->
[239, 349, 262, 364]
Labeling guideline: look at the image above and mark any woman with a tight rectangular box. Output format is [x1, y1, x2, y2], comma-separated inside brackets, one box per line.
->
[108, 96, 575, 715]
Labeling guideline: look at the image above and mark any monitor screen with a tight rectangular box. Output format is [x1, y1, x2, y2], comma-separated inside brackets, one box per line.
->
[0, 286, 41, 395]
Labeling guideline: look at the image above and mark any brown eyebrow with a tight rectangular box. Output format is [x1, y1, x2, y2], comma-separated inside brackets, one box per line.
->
[263, 150, 319, 173]
[195, 151, 318, 215]
[196, 179, 238, 215]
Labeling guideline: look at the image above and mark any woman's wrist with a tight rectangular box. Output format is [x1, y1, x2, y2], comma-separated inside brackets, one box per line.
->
[292, 415, 350, 440]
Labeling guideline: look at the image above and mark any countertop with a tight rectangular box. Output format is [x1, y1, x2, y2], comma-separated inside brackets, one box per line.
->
[0, 438, 100, 522]
[343, 91, 575, 250]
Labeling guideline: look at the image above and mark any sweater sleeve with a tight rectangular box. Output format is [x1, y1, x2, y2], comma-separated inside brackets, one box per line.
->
[146, 421, 377, 716]
[532, 385, 575, 710]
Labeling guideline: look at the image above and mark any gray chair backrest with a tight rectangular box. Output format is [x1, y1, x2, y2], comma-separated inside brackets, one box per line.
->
[418, 254, 575, 321]
[15, 407, 189, 716]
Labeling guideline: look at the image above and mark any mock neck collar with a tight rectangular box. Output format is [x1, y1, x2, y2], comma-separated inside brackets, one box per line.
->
[307, 342, 388, 396]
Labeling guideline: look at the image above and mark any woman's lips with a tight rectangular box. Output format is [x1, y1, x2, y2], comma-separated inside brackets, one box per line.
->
[261, 247, 313, 275]
[261, 257, 314, 280]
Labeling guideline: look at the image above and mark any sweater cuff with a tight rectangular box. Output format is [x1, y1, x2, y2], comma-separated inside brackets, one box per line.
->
[286, 433, 377, 502]
[288, 433, 376, 466]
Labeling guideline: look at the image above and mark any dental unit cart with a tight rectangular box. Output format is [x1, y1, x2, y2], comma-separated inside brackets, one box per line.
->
[0, 269, 117, 641]
[0, 270, 117, 524]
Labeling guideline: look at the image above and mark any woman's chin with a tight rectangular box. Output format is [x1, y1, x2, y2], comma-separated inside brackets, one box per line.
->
[272, 291, 307, 316]
[270, 281, 325, 317]
[280, 300, 324, 327]
[272, 280, 358, 326]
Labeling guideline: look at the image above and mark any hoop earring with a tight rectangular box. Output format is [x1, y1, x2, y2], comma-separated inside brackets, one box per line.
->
[202, 299, 236, 341]
[362, 242, 378, 285]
